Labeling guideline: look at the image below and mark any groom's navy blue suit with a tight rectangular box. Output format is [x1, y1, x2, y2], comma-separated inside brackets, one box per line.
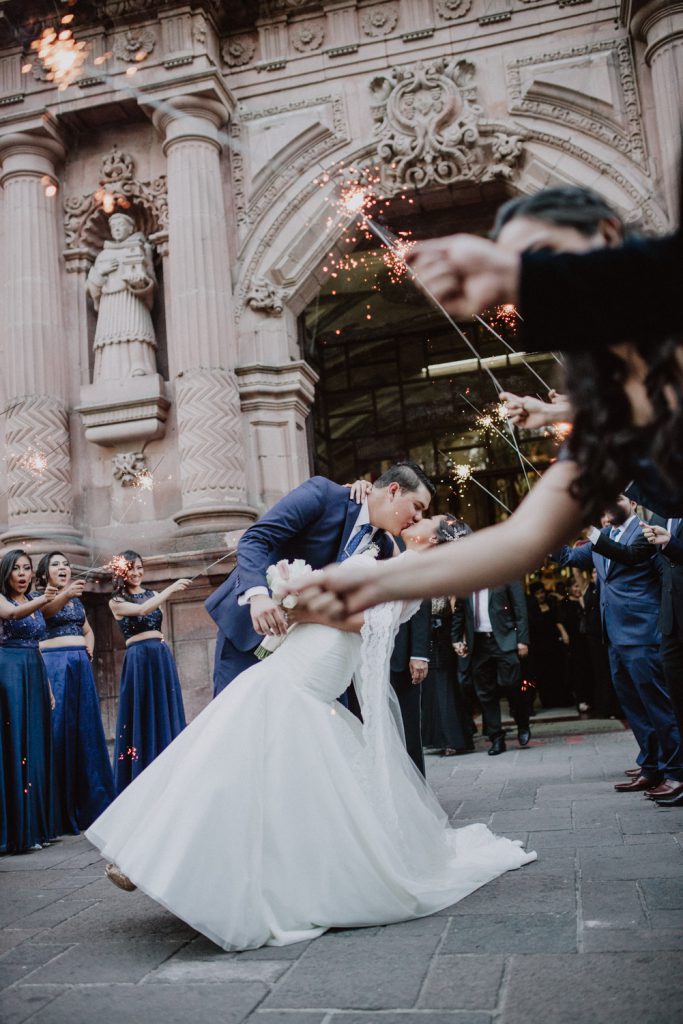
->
[206, 476, 395, 696]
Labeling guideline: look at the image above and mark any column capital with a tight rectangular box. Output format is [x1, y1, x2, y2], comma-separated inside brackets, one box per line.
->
[632, 0, 683, 63]
[150, 95, 232, 153]
[0, 130, 66, 185]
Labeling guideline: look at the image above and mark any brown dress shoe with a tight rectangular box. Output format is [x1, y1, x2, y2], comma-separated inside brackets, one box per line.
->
[614, 773, 660, 792]
[106, 863, 137, 892]
[644, 779, 683, 801]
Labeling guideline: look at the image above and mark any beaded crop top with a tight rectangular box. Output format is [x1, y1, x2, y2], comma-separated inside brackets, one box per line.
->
[44, 597, 86, 641]
[116, 589, 163, 641]
[1, 594, 47, 648]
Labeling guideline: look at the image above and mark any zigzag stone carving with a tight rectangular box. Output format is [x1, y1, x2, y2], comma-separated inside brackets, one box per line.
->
[175, 369, 247, 507]
[6, 397, 74, 524]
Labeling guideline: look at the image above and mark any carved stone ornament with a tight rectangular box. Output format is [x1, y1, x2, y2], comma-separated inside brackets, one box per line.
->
[222, 36, 256, 67]
[245, 276, 285, 316]
[435, 0, 472, 19]
[361, 4, 399, 37]
[64, 146, 167, 256]
[290, 21, 325, 52]
[370, 58, 524, 193]
[112, 27, 156, 63]
[112, 451, 147, 486]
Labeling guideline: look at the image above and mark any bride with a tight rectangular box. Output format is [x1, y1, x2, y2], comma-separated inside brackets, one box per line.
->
[86, 514, 535, 951]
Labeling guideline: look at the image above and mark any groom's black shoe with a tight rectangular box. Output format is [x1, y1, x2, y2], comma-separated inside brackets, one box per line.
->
[518, 727, 531, 748]
[488, 736, 506, 756]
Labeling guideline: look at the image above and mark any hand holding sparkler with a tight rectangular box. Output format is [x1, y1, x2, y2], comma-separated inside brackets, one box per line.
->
[500, 390, 574, 433]
[406, 235, 520, 319]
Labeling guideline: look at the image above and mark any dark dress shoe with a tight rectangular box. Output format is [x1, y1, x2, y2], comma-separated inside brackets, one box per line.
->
[488, 736, 506, 756]
[648, 780, 683, 804]
[442, 745, 476, 756]
[614, 773, 660, 792]
[518, 728, 531, 748]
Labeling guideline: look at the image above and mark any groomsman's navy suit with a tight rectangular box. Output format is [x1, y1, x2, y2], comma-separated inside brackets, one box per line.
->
[205, 476, 395, 696]
[590, 517, 683, 760]
[555, 519, 683, 781]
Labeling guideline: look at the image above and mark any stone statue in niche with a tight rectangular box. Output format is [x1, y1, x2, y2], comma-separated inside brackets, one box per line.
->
[86, 212, 158, 380]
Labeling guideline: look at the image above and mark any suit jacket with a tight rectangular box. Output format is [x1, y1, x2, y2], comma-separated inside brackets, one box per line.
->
[451, 582, 529, 654]
[592, 519, 683, 641]
[520, 228, 682, 352]
[555, 518, 662, 646]
[390, 600, 431, 675]
[205, 476, 394, 652]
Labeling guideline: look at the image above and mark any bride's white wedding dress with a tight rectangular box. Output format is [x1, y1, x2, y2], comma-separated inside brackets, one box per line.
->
[86, 570, 536, 951]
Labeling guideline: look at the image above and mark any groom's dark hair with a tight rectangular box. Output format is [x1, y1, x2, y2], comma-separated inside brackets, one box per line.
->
[374, 462, 436, 497]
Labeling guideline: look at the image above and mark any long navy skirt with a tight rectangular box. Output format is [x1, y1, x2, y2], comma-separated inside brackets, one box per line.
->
[0, 646, 56, 853]
[42, 646, 115, 833]
[113, 638, 186, 795]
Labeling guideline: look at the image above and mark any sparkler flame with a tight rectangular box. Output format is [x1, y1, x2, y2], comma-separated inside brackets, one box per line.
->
[133, 469, 154, 491]
[104, 554, 131, 578]
[493, 303, 519, 330]
[17, 447, 49, 475]
[31, 27, 88, 90]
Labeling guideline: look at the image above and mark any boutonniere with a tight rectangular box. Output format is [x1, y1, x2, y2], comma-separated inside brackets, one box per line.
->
[363, 542, 380, 560]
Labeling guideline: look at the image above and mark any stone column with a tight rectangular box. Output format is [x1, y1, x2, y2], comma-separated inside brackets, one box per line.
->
[633, 0, 683, 221]
[0, 131, 85, 554]
[153, 97, 256, 534]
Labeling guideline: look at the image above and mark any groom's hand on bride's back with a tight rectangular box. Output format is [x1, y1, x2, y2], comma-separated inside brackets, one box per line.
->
[249, 594, 288, 636]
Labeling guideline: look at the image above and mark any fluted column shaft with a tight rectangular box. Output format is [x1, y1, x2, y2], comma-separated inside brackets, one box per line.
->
[154, 100, 255, 533]
[633, 1, 683, 221]
[0, 134, 83, 549]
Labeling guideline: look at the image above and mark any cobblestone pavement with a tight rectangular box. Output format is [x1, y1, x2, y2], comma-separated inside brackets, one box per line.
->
[2, 730, 682, 1024]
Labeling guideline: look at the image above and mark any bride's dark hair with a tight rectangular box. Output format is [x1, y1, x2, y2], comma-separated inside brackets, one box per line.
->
[435, 514, 471, 544]
[493, 187, 683, 520]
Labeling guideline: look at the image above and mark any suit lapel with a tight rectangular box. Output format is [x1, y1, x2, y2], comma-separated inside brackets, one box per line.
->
[606, 518, 639, 577]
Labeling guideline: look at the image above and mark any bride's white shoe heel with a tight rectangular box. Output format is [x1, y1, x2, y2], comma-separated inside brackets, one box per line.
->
[106, 863, 137, 892]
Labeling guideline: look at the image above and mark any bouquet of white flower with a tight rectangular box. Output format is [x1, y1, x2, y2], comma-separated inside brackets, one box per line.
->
[254, 558, 314, 660]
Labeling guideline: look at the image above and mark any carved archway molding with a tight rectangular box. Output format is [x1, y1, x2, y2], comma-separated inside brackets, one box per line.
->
[236, 121, 665, 327]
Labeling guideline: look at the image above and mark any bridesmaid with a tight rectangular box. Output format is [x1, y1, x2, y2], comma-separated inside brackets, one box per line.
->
[38, 552, 115, 834]
[110, 551, 190, 794]
[0, 549, 58, 854]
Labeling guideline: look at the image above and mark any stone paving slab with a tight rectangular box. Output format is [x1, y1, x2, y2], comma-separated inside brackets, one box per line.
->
[1, 732, 681, 1024]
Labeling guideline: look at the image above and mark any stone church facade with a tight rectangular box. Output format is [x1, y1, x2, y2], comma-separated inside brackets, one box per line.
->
[0, 0, 679, 726]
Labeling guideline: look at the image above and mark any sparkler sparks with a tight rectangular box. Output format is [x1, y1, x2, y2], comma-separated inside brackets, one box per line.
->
[104, 555, 131, 578]
[493, 304, 519, 330]
[17, 447, 49, 475]
[548, 421, 573, 442]
[132, 469, 154, 491]
[31, 27, 88, 91]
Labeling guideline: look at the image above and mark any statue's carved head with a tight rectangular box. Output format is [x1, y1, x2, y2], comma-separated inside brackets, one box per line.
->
[108, 212, 136, 242]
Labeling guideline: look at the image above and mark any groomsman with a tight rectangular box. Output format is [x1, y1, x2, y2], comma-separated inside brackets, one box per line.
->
[595, 515, 683, 806]
[554, 496, 683, 801]
[451, 581, 530, 755]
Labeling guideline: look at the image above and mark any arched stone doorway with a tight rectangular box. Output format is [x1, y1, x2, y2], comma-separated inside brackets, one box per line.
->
[299, 189, 561, 529]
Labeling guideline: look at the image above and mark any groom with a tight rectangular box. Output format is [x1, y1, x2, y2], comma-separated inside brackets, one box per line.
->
[206, 463, 435, 696]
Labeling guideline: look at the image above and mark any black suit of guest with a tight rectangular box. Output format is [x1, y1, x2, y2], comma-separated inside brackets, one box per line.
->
[451, 583, 530, 745]
[390, 599, 431, 776]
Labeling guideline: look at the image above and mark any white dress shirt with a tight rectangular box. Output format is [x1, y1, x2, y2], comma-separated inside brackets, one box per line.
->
[474, 588, 493, 632]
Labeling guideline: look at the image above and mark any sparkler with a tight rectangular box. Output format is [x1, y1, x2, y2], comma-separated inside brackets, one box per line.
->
[16, 447, 49, 475]
[442, 456, 512, 514]
[30, 27, 88, 90]
[460, 393, 542, 478]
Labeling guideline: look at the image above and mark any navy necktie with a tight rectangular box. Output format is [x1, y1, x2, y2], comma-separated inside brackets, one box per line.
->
[340, 523, 374, 561]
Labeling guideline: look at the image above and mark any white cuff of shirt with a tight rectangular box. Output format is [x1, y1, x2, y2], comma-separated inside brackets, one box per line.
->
[587, 526, 602, 545]
[237, 586, 269, 606]
[410, 657, 429, 664]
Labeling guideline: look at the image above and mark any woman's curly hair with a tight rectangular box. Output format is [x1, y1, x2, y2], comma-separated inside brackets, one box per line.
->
[111, 550, 143, 601]
[493, 186, 683, 521]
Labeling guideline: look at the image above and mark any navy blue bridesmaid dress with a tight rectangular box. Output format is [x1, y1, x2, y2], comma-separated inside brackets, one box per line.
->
[0, 598, 55, 854]
[42, 598, 115, 833]
[113, 591, 186, 794]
